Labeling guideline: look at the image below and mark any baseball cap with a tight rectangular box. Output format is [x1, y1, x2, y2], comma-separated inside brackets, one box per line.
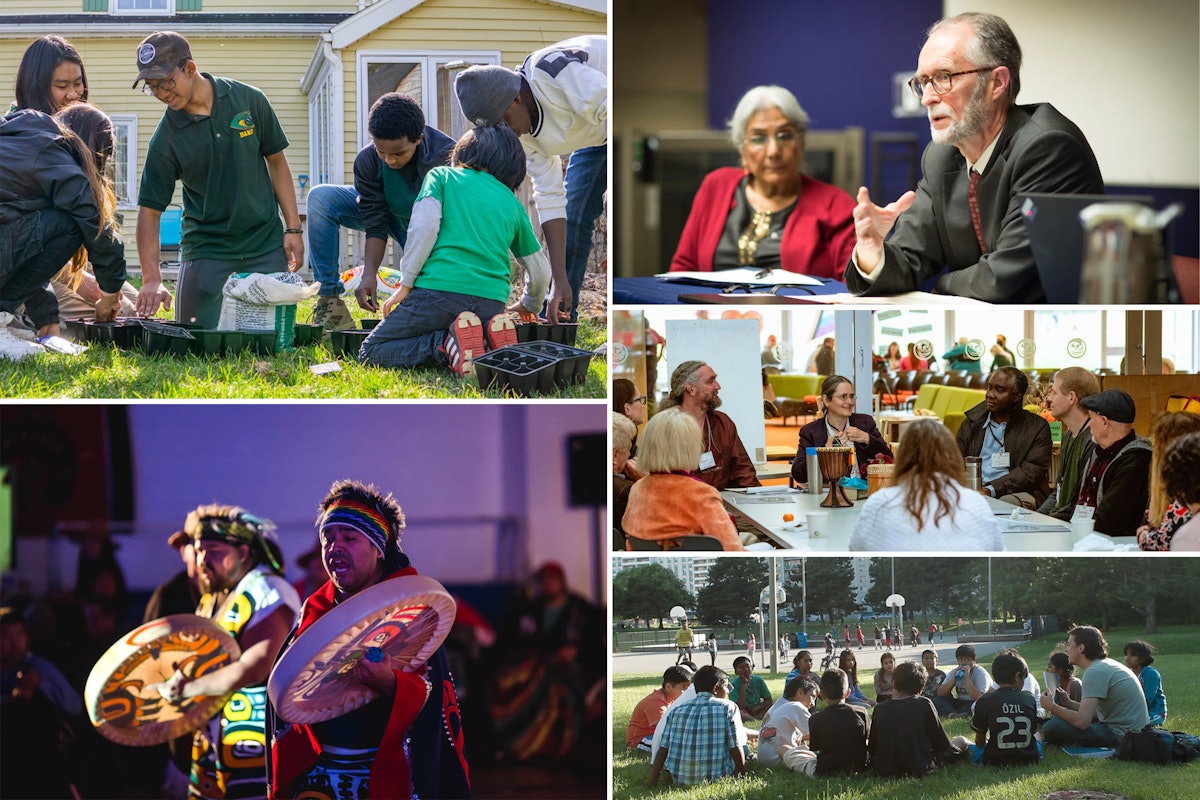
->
[132, 31, 192, 89]
[1080, 389, 1136, 423]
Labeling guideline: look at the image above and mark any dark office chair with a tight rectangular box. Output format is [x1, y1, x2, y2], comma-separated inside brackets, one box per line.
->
[676, 535, 724, 551]
[626, 535, 659, 551]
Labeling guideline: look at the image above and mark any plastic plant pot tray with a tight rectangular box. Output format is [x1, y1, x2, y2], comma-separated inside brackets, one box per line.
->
[472, 349, 558, 396]
[545, 323, 578, 346]
[244, 330, 278, 356]
[74, 319, 145, 350]
[359, 318, 381, 331]
[292, 323, 322, 347]
[190, 330, 224, 357]
[513, 322, 550, 343]
[330, 329, 370, 360]
[141, 320, 194, 356]
[509, 342, 591, 387]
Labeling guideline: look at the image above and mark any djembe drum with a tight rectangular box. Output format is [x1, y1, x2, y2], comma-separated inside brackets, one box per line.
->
[816, 446, 855, 508]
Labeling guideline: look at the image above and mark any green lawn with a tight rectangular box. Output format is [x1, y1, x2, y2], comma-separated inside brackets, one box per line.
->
[0, 299, 606, 399]
[613, 626, 1200, 800]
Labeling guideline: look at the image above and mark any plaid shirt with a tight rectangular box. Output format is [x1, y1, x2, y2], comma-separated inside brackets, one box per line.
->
[660, 692, 739, 785]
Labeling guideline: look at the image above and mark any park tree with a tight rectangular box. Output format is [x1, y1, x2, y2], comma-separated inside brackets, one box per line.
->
[613, 564, 693, 629]
[696, 558, 769, 627]
[799, 558, 858, 624]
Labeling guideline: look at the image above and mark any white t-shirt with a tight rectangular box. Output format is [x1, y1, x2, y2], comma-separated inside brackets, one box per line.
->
[849, 484, 1004, 551]
[757, 697, 812, 766]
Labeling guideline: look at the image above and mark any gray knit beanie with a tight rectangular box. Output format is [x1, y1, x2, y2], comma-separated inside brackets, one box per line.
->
[455, 65, 522, 127]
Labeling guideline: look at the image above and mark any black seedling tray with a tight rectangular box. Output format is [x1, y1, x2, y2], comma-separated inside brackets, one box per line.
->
[473, 349, 558, 396]
[509, 341, 591, 386]
[330, 329, 370, 360]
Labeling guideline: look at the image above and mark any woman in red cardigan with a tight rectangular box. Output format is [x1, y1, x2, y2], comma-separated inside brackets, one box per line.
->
[669, 85, 855, 278]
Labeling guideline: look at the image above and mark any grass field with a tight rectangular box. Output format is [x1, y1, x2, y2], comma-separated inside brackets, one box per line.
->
[613, 625, 1200, 800]
[0, 298, 606, 399]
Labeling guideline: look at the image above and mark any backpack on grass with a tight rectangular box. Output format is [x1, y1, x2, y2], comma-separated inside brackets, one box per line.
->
[1117, 726, 1200, 765]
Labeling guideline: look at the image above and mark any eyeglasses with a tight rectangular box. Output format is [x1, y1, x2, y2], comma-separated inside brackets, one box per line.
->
[629, 396, 648, 406]
[831, 393, 857, 402]
[142, 66, 184, 97]
[745, 129, 801, 149]
[907, 66, 996, 100]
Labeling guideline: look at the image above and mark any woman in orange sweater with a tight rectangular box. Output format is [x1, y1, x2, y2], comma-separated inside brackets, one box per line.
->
[621, 407, 744, 551]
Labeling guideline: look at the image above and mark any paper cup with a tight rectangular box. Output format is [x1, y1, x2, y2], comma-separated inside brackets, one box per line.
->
[806, 511, 830, 538]
[1072, 519, 1095, 542]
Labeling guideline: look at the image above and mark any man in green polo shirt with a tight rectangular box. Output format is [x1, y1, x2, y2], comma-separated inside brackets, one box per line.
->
[132, 31, 304, 328]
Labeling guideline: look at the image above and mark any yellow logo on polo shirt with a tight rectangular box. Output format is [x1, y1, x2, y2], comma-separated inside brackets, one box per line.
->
[230, 112, 255, 139]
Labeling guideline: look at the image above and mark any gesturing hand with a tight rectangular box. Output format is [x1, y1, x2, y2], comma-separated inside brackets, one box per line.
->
[852, 186, 916, 272]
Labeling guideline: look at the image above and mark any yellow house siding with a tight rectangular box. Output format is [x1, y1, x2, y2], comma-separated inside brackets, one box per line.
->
[0, 0, 357, 13]
[335, 0, 604, 169]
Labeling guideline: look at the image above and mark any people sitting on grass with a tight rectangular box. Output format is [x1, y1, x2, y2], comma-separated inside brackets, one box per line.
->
[956, 367, 1053, 509]
[1123, 639, 1167, 726]
[932, 644, 992, 718]
[358, 124, 550, 377]
[809, 668, 870, 776]
[730, 655, 773, 721]
[870, 660, 963, 777]
[1073, 390, 1152, 537]
[649, 665, 746, 787]
[1044, 651, 1083, 705]
[920, 649, 948, 700]
[873, 651, 896, 702]
[960, 649, 1042, 766]
[757, 675, 820, 772]
[1039, 625, 1150, 747]
[838, 649, 876, 709]
[625, 665, 692, 752]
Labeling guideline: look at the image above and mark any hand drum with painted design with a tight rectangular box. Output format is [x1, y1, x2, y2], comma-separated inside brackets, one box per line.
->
[268, 575, 455, 724]
[85, 614, 241, 746]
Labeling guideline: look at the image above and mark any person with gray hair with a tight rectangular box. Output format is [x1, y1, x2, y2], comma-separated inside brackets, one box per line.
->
[846, 12, 1103, 302]
[622, 406, 744, 552]
[453, 34, 606, 324]
[613, 411, 638, 534]
[670, 84, 855, 277]
[660, 360, 760, 490]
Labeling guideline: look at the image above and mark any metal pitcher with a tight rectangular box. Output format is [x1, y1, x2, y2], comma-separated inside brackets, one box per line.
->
[1078, 203, 1183, 303]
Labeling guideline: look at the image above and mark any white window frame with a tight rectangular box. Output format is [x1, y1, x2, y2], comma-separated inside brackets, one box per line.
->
[110, 0, 174, 15]
[307, 61, 338, 195]
[354, 50, 501, 152]
[109, 115, 138, 211]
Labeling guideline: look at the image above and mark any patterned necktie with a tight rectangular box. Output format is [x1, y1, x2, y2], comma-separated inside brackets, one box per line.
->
[968, 169, 988, 254]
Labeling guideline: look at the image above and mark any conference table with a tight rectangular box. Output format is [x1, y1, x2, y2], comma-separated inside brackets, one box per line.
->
[720, 488, 1136, 552]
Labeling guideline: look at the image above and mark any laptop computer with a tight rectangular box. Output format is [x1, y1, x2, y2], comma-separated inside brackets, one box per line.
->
[1019, 193, 1179, 303]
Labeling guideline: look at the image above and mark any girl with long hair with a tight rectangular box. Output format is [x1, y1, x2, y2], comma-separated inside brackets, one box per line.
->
[1138, 411, 1200, 550]
[838, 649, 875, 708]
[11, 35, 88, 114]
[849, 419, 1003, 550]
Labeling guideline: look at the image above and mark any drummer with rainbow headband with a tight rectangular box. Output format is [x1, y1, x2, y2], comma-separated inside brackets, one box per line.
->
[266, 479, 470, 800]
[150, 504, 301, 800]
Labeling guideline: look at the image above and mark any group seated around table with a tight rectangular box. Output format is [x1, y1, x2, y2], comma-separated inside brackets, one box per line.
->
[631, 626, 1174, 787]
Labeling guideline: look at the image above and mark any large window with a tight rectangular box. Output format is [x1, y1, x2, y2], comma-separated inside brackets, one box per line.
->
[355, 51, 500, 151]
[111, 0, 173, 14]
[109, 115, 138, 210]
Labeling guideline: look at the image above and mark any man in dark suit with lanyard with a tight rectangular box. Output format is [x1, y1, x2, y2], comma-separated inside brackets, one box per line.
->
[846, 12, 1104, 303]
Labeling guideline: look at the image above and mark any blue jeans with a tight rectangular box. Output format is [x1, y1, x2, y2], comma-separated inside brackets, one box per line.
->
[0, 208, 84, 327]
[305, 184, 405, 297]
[1040, 716, 1120, 748]
[358, 287, 503, 369]
[557, 144, 607, 322]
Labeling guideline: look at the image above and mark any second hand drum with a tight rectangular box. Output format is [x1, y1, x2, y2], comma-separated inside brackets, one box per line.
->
[268, 574, 457, 724]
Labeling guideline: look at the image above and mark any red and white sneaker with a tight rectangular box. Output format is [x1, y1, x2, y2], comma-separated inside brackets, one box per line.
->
[485, 314, 517, 350]
[443, 311, 484, 377]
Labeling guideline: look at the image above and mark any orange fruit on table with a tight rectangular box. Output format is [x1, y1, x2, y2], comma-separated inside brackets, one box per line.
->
[782, 513, 794, 522]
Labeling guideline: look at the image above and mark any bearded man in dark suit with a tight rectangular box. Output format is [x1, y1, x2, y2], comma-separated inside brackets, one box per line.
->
[845, 12, 1104, 303]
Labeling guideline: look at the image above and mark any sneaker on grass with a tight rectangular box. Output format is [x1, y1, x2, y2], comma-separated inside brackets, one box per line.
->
[311, 296, 355, 331]
[443, 311, 484, 378]
[485, 314, 517, 350]
[0, 325, 44, 361]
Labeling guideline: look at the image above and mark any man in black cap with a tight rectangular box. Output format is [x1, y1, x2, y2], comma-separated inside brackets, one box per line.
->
[1073, 389, 1152, 537]
[453, 34, 606, 324]
[131, 31, 305, 328]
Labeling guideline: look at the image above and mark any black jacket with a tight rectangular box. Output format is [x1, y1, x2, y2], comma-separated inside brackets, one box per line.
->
[956, 402, 1052, 505]
[0, 109, 127, 322]
[353, 125, 455, 243]
[791, 412, 892, 484]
